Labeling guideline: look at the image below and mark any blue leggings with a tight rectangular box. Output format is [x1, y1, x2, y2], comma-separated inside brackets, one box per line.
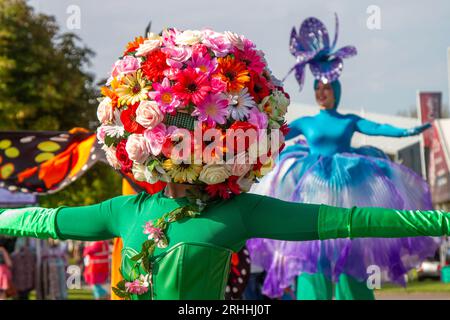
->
[92, 284, 108, 299]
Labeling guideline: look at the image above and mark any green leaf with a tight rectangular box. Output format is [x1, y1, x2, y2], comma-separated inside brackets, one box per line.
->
[131, 252, 144, 262]
[104, 135, 117, 147]
[116, 279, 127, 291]
[112, 286, 130, 299]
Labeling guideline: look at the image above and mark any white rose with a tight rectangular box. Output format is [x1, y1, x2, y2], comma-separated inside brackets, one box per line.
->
[132, 163, 167, 184]
[175, 30, 204, 46]
[102, 145, 120, 170]
[97, 97, 114, 124]
[135, 33, 162, 56]
[125, 134, 150, 164]
[198, 164, 231, 185]
[132, 163, 148, 182]
[229, 152, 252, 177]
[136, 101, 164, 129]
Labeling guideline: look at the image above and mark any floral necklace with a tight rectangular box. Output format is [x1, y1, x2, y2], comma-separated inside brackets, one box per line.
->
[112, 187, 216, 300]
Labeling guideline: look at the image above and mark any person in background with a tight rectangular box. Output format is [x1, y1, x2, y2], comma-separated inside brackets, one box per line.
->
[11, 238, 37, 300]
[0, 245, 13, 300]
[83, 240, 110, 300]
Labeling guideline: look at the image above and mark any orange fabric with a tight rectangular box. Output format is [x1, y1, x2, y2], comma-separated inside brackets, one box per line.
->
[17, 132, 96, 190]
[67, 135, 96, 178]
[111, 178, 165, 300]
[110, 179, 137, 300]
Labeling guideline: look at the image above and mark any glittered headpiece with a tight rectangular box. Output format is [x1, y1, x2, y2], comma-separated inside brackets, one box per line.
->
[284, 14, 357, 91]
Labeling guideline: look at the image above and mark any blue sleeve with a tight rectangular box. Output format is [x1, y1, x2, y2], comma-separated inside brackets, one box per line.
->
[354, 116, 408, 137]
[286, 118, 303, 140]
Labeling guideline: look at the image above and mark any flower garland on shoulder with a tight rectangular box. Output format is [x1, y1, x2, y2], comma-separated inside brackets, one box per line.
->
[97, 27, 290, 299]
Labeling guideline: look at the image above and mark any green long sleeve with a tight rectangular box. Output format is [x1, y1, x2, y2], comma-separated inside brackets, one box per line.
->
[318, 205, 450, 240]
[0, 207, 61, 239]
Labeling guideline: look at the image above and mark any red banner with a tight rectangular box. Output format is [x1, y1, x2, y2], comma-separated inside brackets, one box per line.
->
[418, 92, 442, 147]
[428, 124, 450, 203]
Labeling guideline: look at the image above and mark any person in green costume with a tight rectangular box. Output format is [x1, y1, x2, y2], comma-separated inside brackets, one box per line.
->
[1, 182, 450, 299]
[2, 27, 448, 300]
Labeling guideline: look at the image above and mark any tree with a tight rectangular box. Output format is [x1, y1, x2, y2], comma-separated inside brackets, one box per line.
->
[0, 0, 122, 206]
[396, 104, 449, 119]
[0, 0, 98, 130]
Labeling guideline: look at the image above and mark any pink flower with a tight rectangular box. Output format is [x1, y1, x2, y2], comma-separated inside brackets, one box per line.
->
[125, 275, 150, 295]
[192, 43, 209, 56]
[210, 77, 227, 94]
[125, 134, 150, 164]
[248, 108, 268, 130]
[161, 28, 180, 47]
[144, 123, 167, 156]
[97, 97, 114, 124]
[187, 51, 218, 75]
[163, 67, 181, 80]
[172, 68, 211, 106]
[234, 47, 266, 74]
[224, 31, 245, 51]
[143, 221, 167, 248]
[192, 93, 229, 127]
[162, 46, 192, 69]
[229, 152, 252, 177]
[110, 56, 140, 79]
[136, 100, 165, 129]
[202, 29, 232, 57]
[96, 126, 107, 144]
[148, 78, 181, 114]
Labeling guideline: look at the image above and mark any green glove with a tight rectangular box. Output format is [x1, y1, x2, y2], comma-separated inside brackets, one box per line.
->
[319, 205, 450, 240]
[0, 207, 62, 239]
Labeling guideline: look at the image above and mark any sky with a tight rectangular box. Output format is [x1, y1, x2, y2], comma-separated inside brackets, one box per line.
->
[29, 0, 450, 116]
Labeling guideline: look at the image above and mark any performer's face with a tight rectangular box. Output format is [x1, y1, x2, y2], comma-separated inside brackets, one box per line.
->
[315, 82, 335, 110]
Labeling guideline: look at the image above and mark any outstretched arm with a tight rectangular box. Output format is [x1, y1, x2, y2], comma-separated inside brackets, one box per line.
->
[285, 118, 303, 141]
[0, 195, 132, 241]
[240, 194, 450, 241]
[355, 116, 431, 137]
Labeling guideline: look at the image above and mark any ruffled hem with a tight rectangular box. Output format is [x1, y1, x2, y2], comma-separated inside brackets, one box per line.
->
[247, 144, 439, 298]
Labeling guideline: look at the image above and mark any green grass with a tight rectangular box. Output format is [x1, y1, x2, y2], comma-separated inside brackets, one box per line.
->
[377, 279, 450, 294]
[28, 288, 94, 300]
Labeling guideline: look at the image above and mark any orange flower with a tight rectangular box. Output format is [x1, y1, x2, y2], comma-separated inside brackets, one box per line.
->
[215, 56, 250, 92]
[101, 86, 119, 109]
[124, 36, 146, 55]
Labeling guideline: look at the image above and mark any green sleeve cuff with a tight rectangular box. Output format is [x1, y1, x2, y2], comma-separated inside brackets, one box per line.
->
[0, 207, 64, 240]
[319, 204, 450, 240]
[318, 205, 352, 240]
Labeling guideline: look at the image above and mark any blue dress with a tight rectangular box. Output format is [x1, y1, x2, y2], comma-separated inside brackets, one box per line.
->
[247, 108, 439, 298]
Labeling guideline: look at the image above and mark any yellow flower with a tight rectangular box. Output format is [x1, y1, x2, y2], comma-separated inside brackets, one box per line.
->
[162, 159, 203, 184]
[116, 70, 151, 106]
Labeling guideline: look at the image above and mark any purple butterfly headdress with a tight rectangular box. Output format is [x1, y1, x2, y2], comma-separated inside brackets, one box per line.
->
[283, 13, 357, 91]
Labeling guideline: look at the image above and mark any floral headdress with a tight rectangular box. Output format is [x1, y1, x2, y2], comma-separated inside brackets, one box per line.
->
[96, 28, 289, 299]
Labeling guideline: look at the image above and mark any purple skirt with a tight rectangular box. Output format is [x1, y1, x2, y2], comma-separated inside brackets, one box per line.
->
[247, 143, 440, 298]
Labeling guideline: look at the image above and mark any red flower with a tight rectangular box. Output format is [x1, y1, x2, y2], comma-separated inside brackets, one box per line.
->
[206, 183, 230, 199]
[246, 71, 270, 104]
[141, 50, 169, 83]
[206, 176, 241, 199]
[227, 176, 241, 195]
[226, 121, 258, 154]
[234, 47, 266, 74]
[124, 36, 145, 55]
[280, 122, 290, 136]
[120, 103, 146, 134]
[116, 140, 133, 173]
[172, 68, 211, 106]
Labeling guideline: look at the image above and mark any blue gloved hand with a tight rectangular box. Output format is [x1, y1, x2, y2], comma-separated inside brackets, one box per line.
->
[404, 122, 432, 136]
